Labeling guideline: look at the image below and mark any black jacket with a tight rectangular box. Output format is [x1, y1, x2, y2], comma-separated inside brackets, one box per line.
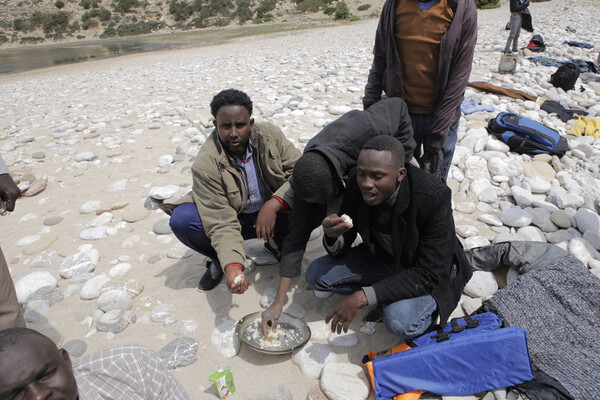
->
[510, 0, 528, 13]
[334, 164, 471, 326]
[279, 98, 416, 278]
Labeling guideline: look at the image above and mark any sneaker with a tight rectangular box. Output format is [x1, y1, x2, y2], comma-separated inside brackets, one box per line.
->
[363, 306, 384, 323]
[197, 261, 223, 292]
[314, 290, 333, 299]
[263, 241, 281, 262]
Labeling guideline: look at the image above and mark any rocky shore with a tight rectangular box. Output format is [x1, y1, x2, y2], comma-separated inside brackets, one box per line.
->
[1, 0, 600, 398]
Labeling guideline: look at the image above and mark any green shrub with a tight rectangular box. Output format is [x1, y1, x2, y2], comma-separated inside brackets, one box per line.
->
[295, 0, 331, 12]
[255, 0, 275, 18]
[334, 1, 349, 19]
[252, 13, 273, 23]
[474, 0, 499, 9]
[55, 1, 65, 8]
[209, 0, 234, 16]
[114, 0, 140, 13]
[20, 36, 45, 43]
[0, 35, 8, 45]
[13, 18, 31, 32]
[39, 11, 71, 34]
[169, 0, 193, 20]
[99, 26, 117, 37]
[79, 0, 100, 9]
[189, 16, 207, 27]
[115, 20, 162, 36]
[235, 0, 253, 22]
[211, 17, 230, 26]
[349, 14, 359, 20]
[323, 6, 334, 14]
[77, 34, 86, 38]
[357, 3, 370, 10]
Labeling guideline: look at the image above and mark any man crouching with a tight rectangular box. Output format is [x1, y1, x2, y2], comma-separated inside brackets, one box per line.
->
[306, 135, 471, 339]
[163, 89, 299, 293]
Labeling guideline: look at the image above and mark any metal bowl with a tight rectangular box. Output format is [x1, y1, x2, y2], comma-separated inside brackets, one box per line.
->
[235, 311, 311, 355]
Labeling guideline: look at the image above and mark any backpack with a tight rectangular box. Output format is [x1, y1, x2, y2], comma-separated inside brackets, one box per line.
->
[526, 34, 546, 52]
[487, 112, 568, 157]
[362, 313, 533, 399]
[549, 62, 580, 91]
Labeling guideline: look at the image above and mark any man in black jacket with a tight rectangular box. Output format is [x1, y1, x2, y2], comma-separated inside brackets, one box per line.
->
[306, 136, 470, 338]
[261, 98, 417, 335]
[505, 0, 530, 54]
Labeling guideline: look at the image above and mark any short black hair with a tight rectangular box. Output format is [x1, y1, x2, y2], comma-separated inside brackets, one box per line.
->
[210, 89, 253, 118]
[361, 135, 405, 168]
[0, 327, 53, 353]
[293, 151, 335, 200]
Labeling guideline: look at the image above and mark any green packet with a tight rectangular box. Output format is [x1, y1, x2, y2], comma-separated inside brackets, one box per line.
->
[208, 367, 236, 399]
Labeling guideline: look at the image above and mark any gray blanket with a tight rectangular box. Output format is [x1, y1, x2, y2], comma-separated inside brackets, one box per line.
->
[484, 254, 600, 400]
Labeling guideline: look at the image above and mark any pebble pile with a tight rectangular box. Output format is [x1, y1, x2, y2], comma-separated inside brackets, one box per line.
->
[1, 0, 600, 398]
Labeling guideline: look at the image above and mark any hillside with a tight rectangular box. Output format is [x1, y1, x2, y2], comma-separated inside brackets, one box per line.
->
[0, 0, 385, 46]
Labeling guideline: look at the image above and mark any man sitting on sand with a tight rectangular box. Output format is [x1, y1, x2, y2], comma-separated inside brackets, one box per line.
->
[261, 97, 417, 334]
[305, 136, 471, 338]
[0, 327, 190, 399]
[163, 89, 300, 293]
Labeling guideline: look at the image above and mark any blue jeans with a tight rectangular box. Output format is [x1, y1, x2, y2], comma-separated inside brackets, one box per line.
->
[305, 248, 437, 340]
[410, 113, 459, 182]
[169, 203, 289, 270]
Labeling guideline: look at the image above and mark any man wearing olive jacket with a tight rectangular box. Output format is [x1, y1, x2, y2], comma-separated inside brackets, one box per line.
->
[363, 0, 477, 181]
[162, 89, 300, 293]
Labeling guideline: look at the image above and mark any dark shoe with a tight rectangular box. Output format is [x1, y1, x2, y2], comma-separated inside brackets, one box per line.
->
[363, 306, 384, 324]
[197, 261, 223, 292]
[263, 241, 281, 262]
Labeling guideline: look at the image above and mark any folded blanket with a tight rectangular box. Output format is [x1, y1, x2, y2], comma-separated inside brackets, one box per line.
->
[483, 255, 600, 400]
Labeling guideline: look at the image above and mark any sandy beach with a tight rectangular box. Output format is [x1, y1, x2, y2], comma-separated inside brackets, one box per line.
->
[2, 0, 600, 398]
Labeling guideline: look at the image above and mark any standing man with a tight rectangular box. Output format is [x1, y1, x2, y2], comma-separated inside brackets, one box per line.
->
[162, 89, 300, 293]
[363, 0, 477, 181]
[0, 153, 25, 330]
[306, 136, 471, 338]
[504, 0, 529, 54]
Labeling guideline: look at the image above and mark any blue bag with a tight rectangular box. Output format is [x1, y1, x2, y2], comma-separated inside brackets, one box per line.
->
[363, 313, 534, 399]
[487, 112, 568, 157]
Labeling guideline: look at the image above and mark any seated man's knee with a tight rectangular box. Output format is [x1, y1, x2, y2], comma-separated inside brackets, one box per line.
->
[383, 309, 429, 341]
[169, 204, 195, 235]
[304, 263, 319, 289]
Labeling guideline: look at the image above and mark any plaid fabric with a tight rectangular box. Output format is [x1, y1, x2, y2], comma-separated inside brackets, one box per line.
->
[234, 139, 267, 214]
[73, 345, 190, 400]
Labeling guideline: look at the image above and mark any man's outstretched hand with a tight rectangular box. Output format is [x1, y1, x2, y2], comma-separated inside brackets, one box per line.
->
[0, 173, 20, 215]
[261, 302, 283, 337]
[325, 290, 368, 334]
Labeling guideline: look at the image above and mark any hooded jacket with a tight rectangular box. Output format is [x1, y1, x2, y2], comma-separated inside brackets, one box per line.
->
[363, 0, 477, 151]
[279, 98, 416, 278]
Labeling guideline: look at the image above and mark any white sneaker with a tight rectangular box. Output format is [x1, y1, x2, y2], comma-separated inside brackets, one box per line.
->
[314, 290, 333, 299]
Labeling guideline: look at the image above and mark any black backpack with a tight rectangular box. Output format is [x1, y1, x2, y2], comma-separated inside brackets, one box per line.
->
[549, 62, 580, 91]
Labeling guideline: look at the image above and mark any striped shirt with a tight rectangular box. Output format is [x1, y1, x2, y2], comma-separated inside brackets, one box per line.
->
[233, 139, 267, 214]
[72, 345, 190, 400]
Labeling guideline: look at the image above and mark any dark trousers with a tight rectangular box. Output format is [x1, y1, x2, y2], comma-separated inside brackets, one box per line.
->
[169, 203, 289, 270]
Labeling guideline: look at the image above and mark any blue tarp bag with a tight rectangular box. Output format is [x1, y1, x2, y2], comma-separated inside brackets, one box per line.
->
[487, 112, 568, 157]
[363, 313, 534, 399]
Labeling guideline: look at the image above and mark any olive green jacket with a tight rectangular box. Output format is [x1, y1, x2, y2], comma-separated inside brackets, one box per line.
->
[161, 122, 300, 270]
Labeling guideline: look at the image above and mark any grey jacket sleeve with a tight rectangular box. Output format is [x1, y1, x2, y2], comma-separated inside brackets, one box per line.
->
[0, 154, 9, 175]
